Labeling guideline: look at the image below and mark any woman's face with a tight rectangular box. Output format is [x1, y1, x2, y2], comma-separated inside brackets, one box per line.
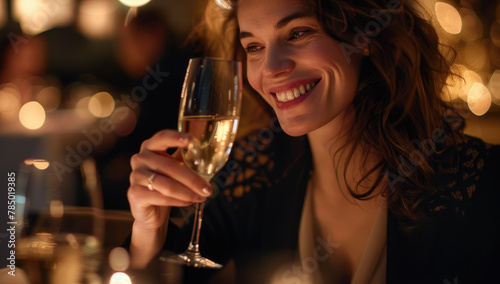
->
[237, 0, 363, 136]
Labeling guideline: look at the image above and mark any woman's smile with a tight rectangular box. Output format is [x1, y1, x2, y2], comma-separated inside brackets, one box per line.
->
[269, 78, 321, 109]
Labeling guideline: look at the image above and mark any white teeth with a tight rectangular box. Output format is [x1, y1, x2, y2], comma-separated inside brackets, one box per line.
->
[299, 85, 306, 95]
[275, 81, 318, 102]
[277, 92, 286, 102]
[293, 88, 300, 98]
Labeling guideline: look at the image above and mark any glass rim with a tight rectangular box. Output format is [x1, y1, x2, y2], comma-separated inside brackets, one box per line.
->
[189, 57, 241, 65]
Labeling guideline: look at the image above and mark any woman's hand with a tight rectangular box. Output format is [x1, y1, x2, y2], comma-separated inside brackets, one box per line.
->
[127, 129, 213, 268]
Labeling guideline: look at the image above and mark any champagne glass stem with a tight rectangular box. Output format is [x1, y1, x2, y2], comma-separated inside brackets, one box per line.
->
[186, 202, 205, 255]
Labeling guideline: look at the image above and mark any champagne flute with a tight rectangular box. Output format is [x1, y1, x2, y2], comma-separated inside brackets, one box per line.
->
[176, 58, 242, 268]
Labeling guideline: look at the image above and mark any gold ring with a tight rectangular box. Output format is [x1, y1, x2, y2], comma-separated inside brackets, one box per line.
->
[147, 173, 157, 191]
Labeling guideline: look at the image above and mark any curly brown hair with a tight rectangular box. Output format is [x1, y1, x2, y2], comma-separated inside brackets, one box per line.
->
[189, 0, 465, 224]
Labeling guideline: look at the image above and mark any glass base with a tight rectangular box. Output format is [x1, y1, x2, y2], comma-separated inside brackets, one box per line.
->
[162, 251, 223, 269]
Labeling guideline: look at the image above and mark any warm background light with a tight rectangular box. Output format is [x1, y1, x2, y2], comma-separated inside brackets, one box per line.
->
[435, 2, 462, 35]
[89, 92, 115, 118]
[461, 68, 483, 101]
[33, 159, 50, 170]
[118, 0, 151, 8]
[36, 86, 61, 112]
[0, 0, 6, 29]
[109, 272, 132, 284]
[109, 247, 130, 271]
[12, 0, 75, 35]
[488, 70, 500, 105]
[467, 83, 491, 116]
[0, 84, 22, 120]
[19, 101, 46, 130]
[459, 8, 483, 41]
[78, 0, 117, 39]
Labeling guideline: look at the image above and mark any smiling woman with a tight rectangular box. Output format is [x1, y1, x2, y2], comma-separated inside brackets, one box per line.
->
[124, 0, 500, 283]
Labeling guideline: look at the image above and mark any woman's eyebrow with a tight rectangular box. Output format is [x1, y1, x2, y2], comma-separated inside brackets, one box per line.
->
[239, 11, 313, 39]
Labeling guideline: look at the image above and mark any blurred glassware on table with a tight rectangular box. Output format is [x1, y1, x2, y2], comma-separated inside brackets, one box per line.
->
[15, 157, 105, 284]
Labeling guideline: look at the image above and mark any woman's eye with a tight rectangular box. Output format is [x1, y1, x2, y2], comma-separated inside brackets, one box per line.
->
[288, 29, 311, 41]
[245, 45, 262, 54]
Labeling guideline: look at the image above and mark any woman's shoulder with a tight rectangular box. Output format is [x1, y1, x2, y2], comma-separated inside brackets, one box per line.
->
[427, 135, 500, 216]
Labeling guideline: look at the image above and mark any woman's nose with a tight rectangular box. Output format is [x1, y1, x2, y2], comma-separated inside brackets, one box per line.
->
[262, 44, 295, 78]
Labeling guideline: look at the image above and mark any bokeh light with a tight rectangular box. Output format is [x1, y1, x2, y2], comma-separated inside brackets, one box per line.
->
[24, 158, 50, 170]
[33, 159, 50, 170]
[0, 85, 22, 119]
[462, 68, 483, 100]
[89, 92, 115, 118]
[0, 0, 6, 29]
[19, 101, 46, 130]
[467, 83, 491, 116]
[110, 106, 137, 136]
[488, 69, 500, 105]
[109, 272, 132, 284]
[463, 40, 489, 70]
[36, 86, 61, 112]
[50, 200, 64, 218]
[435, 2, 462, 35]
[118, 0, 150, 7]
[109, 247, 130, 271]
[13, 0, 75, 35]
[491, 21, 500, 47]
[78, 0, 117, 39]
[460, 8, 483, 41]
[215, 0, 232, 10]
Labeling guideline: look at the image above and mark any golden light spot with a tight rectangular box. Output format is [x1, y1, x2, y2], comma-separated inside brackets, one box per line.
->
[89, 92, 115, 118]
[109, 272, 132, 284]
[76, 96, 92, 117]
[488, 69, 500, 105]
[109, 247, 130, 272]
[50, 200, 64, 218]
[13, 0, 75, 35]
[463, 41, 489, 70]
[215, 0, 232, 10]
[110, 106, 137, 136]
[118, 0, 150, 7]
[36, 86, 61, 112]
[19, 101, 46, 130]
[33, 159, 50, 170]
[0, 85, 21, 115]
[78, 0, 117, 39]
[492, 21, 500, 47]
[460, 8, 483, 41]
[435, 2, 462, 34]
[462, 68, 483, 100]
[467, 83, 491, 116]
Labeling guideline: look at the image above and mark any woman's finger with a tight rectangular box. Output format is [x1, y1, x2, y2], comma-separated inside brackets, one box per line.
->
[140, 129, 190, 153]
[131, 168, 207, 203]
[130, 151, 213, 198]
[127, 184, 194, 208]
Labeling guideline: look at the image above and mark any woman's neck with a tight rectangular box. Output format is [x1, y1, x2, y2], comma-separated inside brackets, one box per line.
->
[307, 108, 382, 203]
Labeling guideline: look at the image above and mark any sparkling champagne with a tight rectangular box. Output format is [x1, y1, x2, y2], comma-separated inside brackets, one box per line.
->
[179, 115, 238, 180]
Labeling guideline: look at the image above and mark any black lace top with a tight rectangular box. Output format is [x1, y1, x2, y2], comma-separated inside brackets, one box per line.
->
[158, 131, 500, 283]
